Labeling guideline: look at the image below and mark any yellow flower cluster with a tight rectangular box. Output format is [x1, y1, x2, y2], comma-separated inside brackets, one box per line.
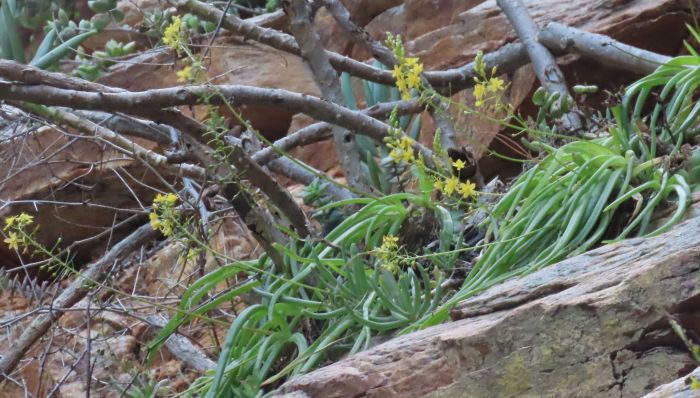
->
[149, 193, 179, 236]
[474, 77, 505, 107]
[472, 51, 505, 107]
[392, 57, 424, 100]
[176, 62, 204, 84]
[176, 65, 194, 83]
[432, 159, 477, 200]
[433, 176, 476, 200]
[377, 235, 400, 274]
[387, 33, 424, 100]
[386, 133, 416, 164]
[3, 212, 33, 251]
[162, 16, 184, 50]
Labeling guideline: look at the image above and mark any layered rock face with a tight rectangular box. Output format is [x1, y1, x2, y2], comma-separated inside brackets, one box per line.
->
[274, 200, 700, 397]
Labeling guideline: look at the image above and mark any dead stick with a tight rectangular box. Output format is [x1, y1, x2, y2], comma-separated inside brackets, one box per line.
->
[0, 82, 435, 164]
[145, 315, 216, 372]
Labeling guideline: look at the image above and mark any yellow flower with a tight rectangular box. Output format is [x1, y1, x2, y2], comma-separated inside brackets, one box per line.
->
[392, 64, 402, 81]
[381, 235, 399, 250]
[392, 57, 424, 100]
[4, 216, 17, 231]
[452, 159, 466, 171]
[474, 83, 486, 101]
[378, 235, 400, 273]
[399, 135, 414, 150]
[150, 193, 178, 236]
[488, 77, 504, 93]
[433, 179, 443, 191]
[17, 213, 33, 226]
[149, 212, 161, 228]
[4, 231, 20, 251]
[404, 57, 423, 87]
[389, 148, 402, 164]
[691, 376, 700, 390]
[154, 193, 178, 207]
[176, 65, 193, 83]
[162, 16, 183, 50]
[443, 176, 458, 196]
[160, 222, 174, 237]
[406, 73, 421, 88]
[458, 180, 477, 199]
[474, 51, 486, 78]
[4, 213, 34, 231]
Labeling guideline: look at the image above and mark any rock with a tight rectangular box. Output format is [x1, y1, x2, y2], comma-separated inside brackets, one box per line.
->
[315, 0, 404, 55]
[0, 125, 165, 270]
[117, 0, 166, 28]
[99, 36, 320, 141]
[642, 366, 700, 397]
[57, 382, 86, 398]
[363, 0, 691, 68]
[273, 202, 700, 397]
[106, 335, 139, 360]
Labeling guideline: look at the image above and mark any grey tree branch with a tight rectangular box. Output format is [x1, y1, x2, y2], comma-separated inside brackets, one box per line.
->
[496, 0, 582, 133]
[427, 43, 529, 92]
[16, 100, 291, 267]
[321, 0, 462, 161]
[12, 102, 207, 181]
[283, 0, 369, 192]
[180, 0, 529, 90]
[0, 224, 157, 380]
[0, 82, 435, 163]
[226, 142, 314, 237]
[138, 113, 299, 258]
[267, 157, 355, 201]
[252, 98, 423, 165]
[539, 22, 670, 75]
[64, 105, 356, 202]
[145, 315, 216, 372]
[74, 110, 173, 145]
[228, 132, 355, 201]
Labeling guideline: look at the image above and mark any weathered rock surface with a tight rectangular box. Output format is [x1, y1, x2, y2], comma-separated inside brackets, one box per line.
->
[273, 201, 700, 397]
[642, 366, 700, 397]
[99, 36, 320, 141]
[0, 124, 165, 268]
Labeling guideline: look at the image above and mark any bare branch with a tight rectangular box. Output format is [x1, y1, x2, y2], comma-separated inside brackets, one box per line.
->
[0, 82, 435, 162]
[284, 0, 369, 192]
[268, 157, 355, 201]
[11, 102, 206, 180]
[497, 0, 582, 133]
[145, 315, 217, 372]
[321, 0, 462, 162]
[252, 98, 423, 165]
[539, 22, 670, 75]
